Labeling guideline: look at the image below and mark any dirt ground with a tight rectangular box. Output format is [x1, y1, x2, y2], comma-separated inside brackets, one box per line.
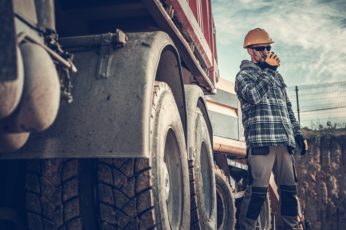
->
[295, 128, 346, 230]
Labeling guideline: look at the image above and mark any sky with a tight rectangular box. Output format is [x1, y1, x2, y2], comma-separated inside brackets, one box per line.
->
[211, 0, 346, 87]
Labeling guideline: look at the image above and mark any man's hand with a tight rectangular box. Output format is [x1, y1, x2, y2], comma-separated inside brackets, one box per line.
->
[259, 52, 280, 71]
[265, 52, 280, 67]
[295, 134, 308, 155]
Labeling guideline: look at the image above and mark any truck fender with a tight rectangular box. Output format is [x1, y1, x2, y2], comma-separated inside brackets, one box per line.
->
[2, 31, 186, 159]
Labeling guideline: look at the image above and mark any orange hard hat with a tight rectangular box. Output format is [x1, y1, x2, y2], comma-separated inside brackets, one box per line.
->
[243, 28, 274, 48]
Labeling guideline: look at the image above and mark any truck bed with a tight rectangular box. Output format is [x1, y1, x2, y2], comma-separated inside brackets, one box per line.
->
[55, 0, 218, 93]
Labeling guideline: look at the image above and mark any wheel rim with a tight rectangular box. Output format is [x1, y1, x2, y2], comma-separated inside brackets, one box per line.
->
[164, 129, 183, 228]
[199, 141, 213, 218]
[163, 161, 170, 203]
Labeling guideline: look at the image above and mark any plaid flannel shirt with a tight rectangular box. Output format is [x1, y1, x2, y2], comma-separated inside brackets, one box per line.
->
[235, 60, 302, 149]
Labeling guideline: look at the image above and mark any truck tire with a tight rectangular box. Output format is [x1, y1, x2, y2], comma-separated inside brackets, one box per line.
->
[97, 81, 190, 229]
[189, 108, 216, 229]
[214, 165, 236, 230]
[25, 81, 190, 230]
[255, 194, 271, 230]
[25, 159, 98, 230]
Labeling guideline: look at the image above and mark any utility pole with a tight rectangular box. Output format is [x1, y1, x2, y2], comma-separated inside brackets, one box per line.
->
[295, 86, 300, 123]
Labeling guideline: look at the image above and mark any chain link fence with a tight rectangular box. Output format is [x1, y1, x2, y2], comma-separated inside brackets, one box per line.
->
[287, 81, 346, 130]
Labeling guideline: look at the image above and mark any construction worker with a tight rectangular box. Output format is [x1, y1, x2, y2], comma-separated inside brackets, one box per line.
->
[235, 28, 307, 229]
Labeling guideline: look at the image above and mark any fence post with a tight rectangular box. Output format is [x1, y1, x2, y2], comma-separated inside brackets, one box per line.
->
[295, 86, 301, 123]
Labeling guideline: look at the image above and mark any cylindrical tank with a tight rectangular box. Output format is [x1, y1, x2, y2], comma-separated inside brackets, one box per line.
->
[0, 47, 24, 119]
[2, 41, 60, 132]
[0, 132, 30, 153]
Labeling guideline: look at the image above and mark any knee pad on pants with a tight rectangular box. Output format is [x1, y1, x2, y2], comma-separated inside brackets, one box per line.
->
[280, 185, 298, 216]
[246, 186, 268, 219]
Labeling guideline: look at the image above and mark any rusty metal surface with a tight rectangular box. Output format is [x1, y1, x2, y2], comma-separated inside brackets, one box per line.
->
[0, 31, 182, 159]
[141, 0, 215, 93]
[54, 0, 216, 92]
[213, 136, 246, 157]
[167, 0, 216, 82]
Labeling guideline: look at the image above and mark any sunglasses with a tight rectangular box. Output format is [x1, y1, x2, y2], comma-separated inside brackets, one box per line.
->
[251, 46, 271, 51]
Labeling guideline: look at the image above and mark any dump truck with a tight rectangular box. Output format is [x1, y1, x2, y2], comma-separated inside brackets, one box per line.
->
[0, 0, 277, 229]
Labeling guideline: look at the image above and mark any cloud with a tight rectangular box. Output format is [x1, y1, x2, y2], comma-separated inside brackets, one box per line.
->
[286, 81, 346, 127]
[212, 0, 346, 126]
[212, 0, 346, 86]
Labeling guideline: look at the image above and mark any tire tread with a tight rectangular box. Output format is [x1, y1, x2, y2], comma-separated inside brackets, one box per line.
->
[214, 164, 236, 230]
[25, 159, 82, 230]
[97, 158, 157, 230]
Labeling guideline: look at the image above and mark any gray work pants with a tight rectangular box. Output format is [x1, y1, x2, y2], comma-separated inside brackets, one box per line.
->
[238, 144, 300, 230]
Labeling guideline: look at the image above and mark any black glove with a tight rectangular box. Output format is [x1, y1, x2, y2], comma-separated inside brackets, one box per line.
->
[295, 134, 306, 155]
[257, 61, 278, 71]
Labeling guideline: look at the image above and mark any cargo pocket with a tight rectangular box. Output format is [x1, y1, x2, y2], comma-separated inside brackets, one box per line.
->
[251, 146, 270, 155]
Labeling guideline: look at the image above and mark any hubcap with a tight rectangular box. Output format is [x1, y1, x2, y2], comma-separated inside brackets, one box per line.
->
[163, 161, 170, 202]
[163, 129, 183, 229]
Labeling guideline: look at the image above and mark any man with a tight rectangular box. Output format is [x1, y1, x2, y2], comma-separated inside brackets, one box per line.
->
[235, 28, 307, 229]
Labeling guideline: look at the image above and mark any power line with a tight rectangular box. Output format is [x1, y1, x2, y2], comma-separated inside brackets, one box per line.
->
[287, 81, 346, 128]
[287, 81, 346, 90]
[301, 106, 346, 113]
